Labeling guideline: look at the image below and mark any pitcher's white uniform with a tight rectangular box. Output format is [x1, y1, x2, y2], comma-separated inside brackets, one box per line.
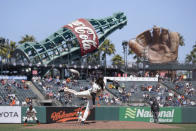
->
[64, 82, 104, 122]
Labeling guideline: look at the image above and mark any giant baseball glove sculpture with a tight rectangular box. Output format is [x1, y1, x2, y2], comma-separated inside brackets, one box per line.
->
[129, 26, 180, 63]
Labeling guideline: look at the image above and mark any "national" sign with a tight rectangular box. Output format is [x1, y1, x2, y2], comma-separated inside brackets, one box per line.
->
[119, 107, 182, 123]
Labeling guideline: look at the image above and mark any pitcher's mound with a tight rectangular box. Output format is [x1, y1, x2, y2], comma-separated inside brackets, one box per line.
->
[25, 121, 180, 129]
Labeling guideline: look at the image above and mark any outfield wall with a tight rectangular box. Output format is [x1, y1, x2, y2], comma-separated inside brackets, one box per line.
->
[0, 106, 196, 123]
[119, 107, 181, 123]
[182, 107, 196, 123]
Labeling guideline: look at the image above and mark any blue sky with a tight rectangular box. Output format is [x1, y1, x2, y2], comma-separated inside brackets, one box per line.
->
[0, 0, 196, 63]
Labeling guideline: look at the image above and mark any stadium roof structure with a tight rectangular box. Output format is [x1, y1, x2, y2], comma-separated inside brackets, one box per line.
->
[144, 62, 195, 71]
[1, 62, 196, 74]
[121, 62, 196, 73]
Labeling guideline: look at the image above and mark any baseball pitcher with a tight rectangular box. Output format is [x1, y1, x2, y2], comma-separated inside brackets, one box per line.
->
[60, 77, 105, 124]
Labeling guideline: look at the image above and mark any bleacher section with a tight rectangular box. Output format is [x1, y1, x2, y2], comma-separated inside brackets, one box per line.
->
[32, 79, 90, 106]
[32, 78, 120, 106]
[0, 80, 37, 106]
[162, 80, 196, 101]
[1, 77, 195, 107]
[106, 81, 160, 103]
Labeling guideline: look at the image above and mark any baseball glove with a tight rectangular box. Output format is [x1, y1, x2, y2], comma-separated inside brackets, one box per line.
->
[129, 26, 179, 63]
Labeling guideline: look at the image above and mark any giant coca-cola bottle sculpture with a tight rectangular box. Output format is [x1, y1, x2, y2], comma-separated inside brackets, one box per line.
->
[14, 12, 127, 66]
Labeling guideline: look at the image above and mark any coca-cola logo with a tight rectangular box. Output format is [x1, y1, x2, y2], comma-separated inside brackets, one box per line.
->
[64, 19, 99, 56]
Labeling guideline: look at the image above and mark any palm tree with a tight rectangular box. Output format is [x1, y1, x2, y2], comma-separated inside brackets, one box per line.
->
[111, 54, 124, 67]
[128, 48, 143, 63]
[87, 51, 100, 65]
[99, 39, 116, 75]
[19, 34, 36, 44]
[0, 37, 7, 57]
[0, 38, 17, 63]
[9, 41, 16, 57]
[99, 39, 116, 66]
[178, 33, 185, 46]
[185, 54, 192, 63]
[0, 47, 6, 59]
[185, 42, 196, 64]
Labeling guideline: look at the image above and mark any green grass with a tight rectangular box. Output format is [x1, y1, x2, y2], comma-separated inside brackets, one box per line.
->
[0, 124, 196, 131]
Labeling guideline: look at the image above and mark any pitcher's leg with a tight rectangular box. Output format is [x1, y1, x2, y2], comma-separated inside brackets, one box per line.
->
[81, 99, 93, 122]
[64, 88, 91, 98]
[64, 88, 78, 95]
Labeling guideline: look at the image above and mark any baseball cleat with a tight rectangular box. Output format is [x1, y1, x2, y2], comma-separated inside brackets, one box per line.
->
[80, 121, 85, 125]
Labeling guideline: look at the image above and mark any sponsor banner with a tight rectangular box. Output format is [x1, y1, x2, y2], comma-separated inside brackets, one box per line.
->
[119, 107, 181, 123]
[0, 106, 21, 123]
[0, 75, 27, 80]
[21, 106, 46, 123]
[46, 107, 95, 123]
[64, 18, 99, 56]
[104, 77, 158, 82]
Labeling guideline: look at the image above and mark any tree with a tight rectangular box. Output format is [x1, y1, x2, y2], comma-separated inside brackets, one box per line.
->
[0, 38, 7, 58]
[0, 37, 17, 63]
[128, 48, 143, 63]
[185, 41, 196, 64]
[85, 39, 116, 67]
[87, 51, 100, 65]
[99, 39, 116, 66]
[178, 33, 185, 46]
[19, 34, 36, 44]
[9, 41, 17, 57]
[111, 54, 124, 67]
[185, 54, 192, 63]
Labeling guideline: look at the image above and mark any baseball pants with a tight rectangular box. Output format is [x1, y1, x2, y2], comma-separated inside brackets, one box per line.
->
[65, 88, 93, 121]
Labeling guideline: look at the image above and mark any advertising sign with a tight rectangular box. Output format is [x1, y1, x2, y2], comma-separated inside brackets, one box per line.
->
[46, 107, 95, 123]
[21, 106, 46, 123]
[104, 77, 158, 82]
[119, 107, 181, 123]
[0, 106, 21, 123]
[0, 75, 27, 80]
[64, 18, 99, 56]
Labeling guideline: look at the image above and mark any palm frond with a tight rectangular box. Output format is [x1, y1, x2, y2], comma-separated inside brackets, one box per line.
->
[19, 34, 36, 44]
[178, 33, 185, 46]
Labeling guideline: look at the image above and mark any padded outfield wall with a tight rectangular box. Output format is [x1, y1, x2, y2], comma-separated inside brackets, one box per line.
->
[119, 107, 181, 123]
[0, 106, 195, 123]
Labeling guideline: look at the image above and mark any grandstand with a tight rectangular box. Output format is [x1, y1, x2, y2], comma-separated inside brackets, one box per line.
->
[0, 69, 195, 107]
[0, 79, 37, 106]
